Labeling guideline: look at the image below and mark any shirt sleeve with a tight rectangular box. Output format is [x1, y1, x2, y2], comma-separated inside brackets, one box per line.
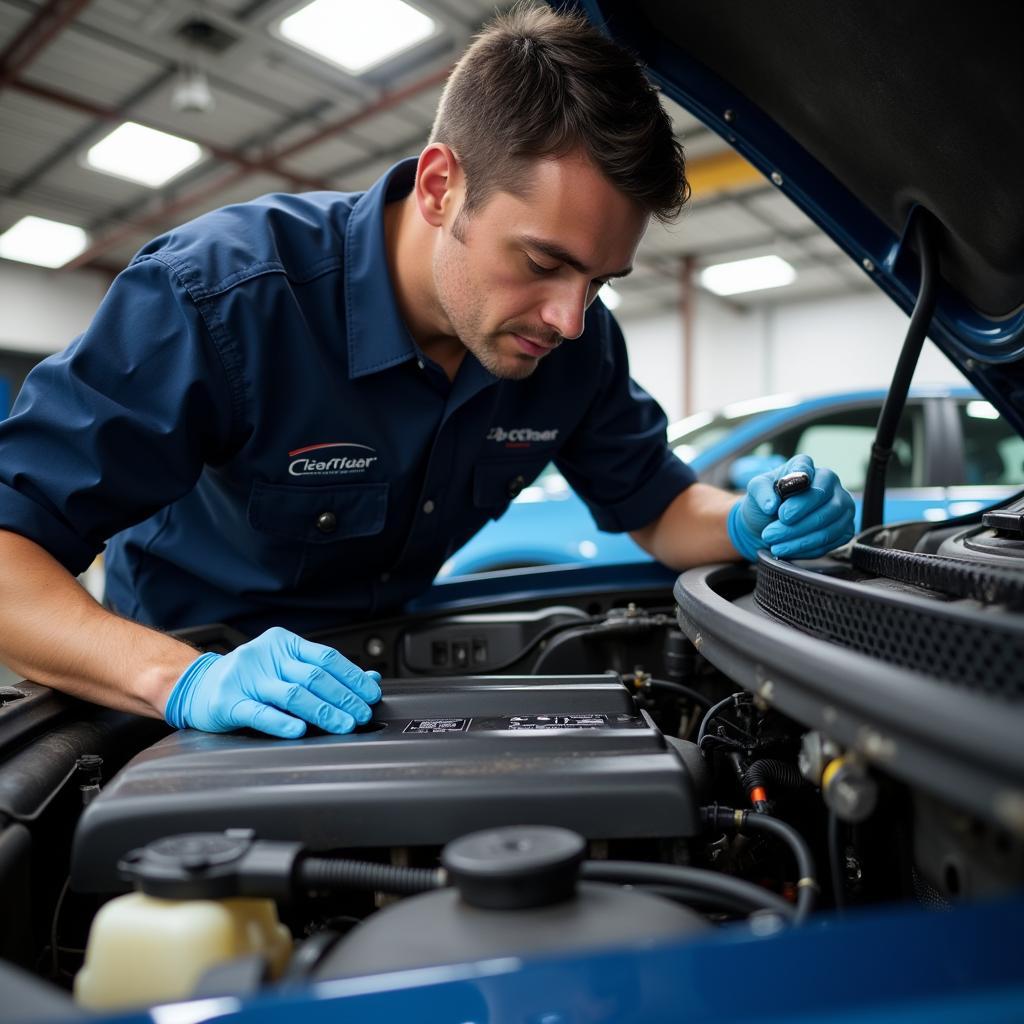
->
[554, 307, 696, 533]
[0, 256, 239, 575]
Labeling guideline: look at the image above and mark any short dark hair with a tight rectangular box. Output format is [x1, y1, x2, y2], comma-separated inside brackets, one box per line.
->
[430, 3, 689, 223]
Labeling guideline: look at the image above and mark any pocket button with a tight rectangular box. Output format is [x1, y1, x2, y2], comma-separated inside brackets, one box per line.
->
[316, 511, 338, 534]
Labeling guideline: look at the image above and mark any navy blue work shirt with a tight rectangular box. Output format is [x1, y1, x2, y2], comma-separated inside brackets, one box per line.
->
[0, 159, 695, 636]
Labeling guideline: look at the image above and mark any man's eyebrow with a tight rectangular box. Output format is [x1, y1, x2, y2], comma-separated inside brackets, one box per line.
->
[520, 236, 633, 279]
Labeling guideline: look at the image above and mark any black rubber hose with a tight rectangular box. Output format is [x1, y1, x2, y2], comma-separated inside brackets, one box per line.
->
[643, 678, 713, 709]
[702, 807, 818, 923]
[580, 860, 795, 921]
[861, 214, 938, 530]
[741, 759, 805, 809]
[638, 883, 765, 918]
[828, 808, 846, 913]
[297, 857, 445, 895]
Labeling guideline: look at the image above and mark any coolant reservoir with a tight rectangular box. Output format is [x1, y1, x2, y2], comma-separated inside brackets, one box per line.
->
[74, 891, 291, 1009]
[74, 831, 295, 1015]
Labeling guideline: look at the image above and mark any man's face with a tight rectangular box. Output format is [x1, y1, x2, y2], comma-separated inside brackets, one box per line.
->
[432, 152, 648, 380]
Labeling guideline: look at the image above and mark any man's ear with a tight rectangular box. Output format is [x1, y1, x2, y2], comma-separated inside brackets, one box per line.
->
[414, 143, 462, 228]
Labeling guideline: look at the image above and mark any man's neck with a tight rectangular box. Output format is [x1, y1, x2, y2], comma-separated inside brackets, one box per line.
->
[383, 193, 467, 382]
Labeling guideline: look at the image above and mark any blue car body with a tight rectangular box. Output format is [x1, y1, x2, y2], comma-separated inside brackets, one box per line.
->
[442, 386, 1018, 576]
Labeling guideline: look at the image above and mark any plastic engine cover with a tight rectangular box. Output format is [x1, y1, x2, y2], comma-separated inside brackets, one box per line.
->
[72, 675, 701, 892]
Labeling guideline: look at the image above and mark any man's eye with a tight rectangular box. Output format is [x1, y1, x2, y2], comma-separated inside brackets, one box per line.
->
[526, 256, 557, 275]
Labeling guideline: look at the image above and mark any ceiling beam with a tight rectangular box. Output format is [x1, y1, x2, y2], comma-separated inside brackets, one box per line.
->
[7, 78, 333, 192]
[63, 61, 455, 270]
[0, 0, 92, 88]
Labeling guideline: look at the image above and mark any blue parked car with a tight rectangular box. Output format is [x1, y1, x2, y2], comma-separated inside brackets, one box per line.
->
[441, 386, 1024, 576]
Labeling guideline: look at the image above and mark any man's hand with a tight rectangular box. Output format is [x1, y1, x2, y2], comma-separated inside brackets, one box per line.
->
[164, 627, 382, 738]
[727, 453, 855, 561]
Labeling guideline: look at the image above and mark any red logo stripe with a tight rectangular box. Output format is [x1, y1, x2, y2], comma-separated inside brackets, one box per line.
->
[287, 442, 375, 457]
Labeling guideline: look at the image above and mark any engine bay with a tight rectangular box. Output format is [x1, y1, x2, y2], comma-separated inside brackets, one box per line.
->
[2, 510, 1024, 1014]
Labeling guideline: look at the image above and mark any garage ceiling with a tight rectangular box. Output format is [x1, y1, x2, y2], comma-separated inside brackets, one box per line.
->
[0, 0, 873, 315]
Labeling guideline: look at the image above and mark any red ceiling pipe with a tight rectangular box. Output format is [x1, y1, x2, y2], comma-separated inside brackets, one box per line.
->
[0, 0, 93, 88]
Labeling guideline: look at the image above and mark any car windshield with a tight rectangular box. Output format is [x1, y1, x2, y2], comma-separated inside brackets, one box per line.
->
[668, 409, 766, 464]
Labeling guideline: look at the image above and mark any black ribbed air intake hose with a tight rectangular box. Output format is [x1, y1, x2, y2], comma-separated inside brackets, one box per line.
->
[297, 857, 445, 894]
[741, 758, 804, 800]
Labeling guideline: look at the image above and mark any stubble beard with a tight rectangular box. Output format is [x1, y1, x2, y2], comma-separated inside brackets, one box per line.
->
[432, 236, 540, 382]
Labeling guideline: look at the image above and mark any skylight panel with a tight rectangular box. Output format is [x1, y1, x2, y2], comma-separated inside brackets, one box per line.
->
[277, 0, 438, 75]
[0, 216, 89, 269]
[85, 122, 205, 189]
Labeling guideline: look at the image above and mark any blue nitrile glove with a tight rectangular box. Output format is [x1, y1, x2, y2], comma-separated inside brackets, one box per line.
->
[164, 627, 382, 738]
[727, 453, 855, 561]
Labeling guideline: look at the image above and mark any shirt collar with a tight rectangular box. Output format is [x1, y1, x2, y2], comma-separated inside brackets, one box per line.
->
[344, 158, 420, 379]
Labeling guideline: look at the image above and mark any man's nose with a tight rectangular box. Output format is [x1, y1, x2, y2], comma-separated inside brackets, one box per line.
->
[539, 281, 589, 341]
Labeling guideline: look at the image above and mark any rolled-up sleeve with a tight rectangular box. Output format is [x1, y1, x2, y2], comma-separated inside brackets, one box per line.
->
[0, 256, 238, 574]
[554, 309, 695, 533]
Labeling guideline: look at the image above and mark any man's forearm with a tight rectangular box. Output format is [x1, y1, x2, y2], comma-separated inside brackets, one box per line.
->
[629, 482, 740, 570]
[0, 530, 198, 718]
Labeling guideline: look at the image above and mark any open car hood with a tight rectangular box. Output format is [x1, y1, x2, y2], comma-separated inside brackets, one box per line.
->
[578, 0, 1024, 432]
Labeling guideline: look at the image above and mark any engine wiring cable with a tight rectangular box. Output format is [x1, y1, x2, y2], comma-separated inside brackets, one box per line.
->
[702, 806, 819, 923]
[429, 604, 680, 677]
[625, 674, 713, 709]
[461, 614, 606, 674]
[530, 610, 676, 673]
[696, 692, 753, 750]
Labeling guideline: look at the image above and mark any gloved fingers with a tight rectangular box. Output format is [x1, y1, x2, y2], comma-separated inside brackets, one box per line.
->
[775, 468, 838, 525]
[279, 658, 374, 724]
[768, 511, 855, 559]
[271, 628, 382, 704]
[765, 485, 851, 544]
[248, 676, 359, 734]
[745, 473, 782, 521]
[230, 698, 307, 739]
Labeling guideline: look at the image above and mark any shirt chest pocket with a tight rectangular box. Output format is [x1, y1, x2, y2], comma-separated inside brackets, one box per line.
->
[472, 458, 550, 520]
[247, 480, 388, 544]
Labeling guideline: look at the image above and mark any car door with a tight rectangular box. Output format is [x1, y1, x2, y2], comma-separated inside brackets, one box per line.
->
[707, 399, 939, 527]
[942, 396, 1024, 516]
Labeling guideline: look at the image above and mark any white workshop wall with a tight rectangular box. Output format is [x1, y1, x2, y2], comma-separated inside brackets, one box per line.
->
[0, 262, 111, 354]
[620, 290, 965, 421]
[1, 262, 966, 414]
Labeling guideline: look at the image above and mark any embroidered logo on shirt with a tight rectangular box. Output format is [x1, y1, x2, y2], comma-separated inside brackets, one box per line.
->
[486, 426, 559, 449]
[288, 442, 378, 477]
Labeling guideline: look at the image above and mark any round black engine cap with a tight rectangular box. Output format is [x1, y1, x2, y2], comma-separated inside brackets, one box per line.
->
[119, 830, 254, 899]
[441, 826, 585, 910]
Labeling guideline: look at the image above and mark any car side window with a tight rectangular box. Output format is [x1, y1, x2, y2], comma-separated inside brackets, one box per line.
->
[730, 405, 922, 492]
[957, 401, 1024, 485]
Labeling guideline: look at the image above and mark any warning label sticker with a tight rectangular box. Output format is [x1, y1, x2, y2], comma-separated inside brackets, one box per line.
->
[505, 714, 608, 730]
[403, 718, 471, 734]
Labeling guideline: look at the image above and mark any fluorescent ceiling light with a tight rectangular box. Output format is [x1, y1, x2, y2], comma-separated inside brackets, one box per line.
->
[85, 122, 204, 188]
[278, 0, 437, 75]
[0, 216, 88, 268]
[700, 255, 796, 296]
[598, 283, 621, 310]
[965, 400, 999, 420]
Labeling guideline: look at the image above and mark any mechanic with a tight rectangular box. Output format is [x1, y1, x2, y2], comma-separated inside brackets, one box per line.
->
[0, 7, 854, 739]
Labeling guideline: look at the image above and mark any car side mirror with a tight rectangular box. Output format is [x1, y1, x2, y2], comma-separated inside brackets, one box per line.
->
[728, 454, 786, 491]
